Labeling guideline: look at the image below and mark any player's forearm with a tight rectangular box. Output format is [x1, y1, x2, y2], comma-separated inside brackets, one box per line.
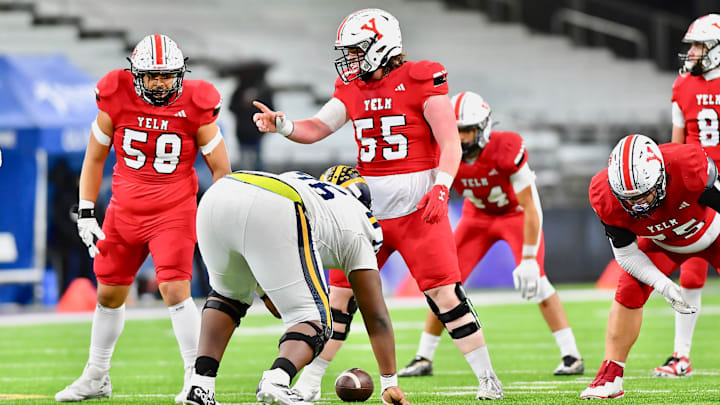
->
[612, 241, 669, 289]
[79, 138, 109, 202]
[522, 211, 541, 253]
[286, 118, 334, 144]
[204, 142, 231, 183]
[366, 314, 397, 375]
[671, 125, 686, 144]
[79, 158, 105, 202]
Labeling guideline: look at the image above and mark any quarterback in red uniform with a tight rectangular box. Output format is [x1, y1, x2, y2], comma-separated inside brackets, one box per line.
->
[663, 13, 720, 377]
[399, 92, 584, 378]
[581, 134, 720, 399]
[253, 9, 503, 401]
[55, 34, 230, 403]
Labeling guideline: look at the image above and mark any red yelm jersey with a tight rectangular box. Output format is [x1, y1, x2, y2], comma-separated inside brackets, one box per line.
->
[672, 73, 720, 161]
[95, 69, 221, 214]
[332, 60, 449, 176]
[589, 143, 716, 252]
[453, 131, 528, 217]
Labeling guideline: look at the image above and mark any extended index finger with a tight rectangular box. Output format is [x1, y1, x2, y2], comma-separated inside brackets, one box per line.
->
[252, 100, 272, 113]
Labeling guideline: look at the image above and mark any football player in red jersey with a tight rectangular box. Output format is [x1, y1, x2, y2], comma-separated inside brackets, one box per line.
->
[55, 34, 230, 403]
[253, 8, 503, 401]
[580, 134, 720, 399]
[661, 13, 720, 378]
[398, 92, 584, 378]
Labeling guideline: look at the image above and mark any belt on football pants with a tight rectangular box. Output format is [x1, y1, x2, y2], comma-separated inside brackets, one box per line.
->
[225, 171, 330, 328]
[227, 172, 304, 206]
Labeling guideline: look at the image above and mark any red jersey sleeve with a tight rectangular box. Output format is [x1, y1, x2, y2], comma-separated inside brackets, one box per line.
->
[95, 69, 126, 117]
[588, 169, 616, 224]
[408, 60, 449, 98]
[188, 80, 222, 127]
[487, 131, 527, 174]
[667, 143, 710, 192]
[671, 73, 689, 104]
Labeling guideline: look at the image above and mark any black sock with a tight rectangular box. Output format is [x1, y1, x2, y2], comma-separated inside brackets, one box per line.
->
[271, 357, 298, 381]
[195, 356, 219, 377]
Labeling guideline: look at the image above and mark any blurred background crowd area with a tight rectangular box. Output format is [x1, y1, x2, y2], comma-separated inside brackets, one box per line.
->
[0, 0, 716, 307]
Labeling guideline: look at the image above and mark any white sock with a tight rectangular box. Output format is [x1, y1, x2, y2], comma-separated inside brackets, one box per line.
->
[295, 357, 329, 387]
[464, 346, 494, 378]
[674, 287, 702, 358]
[610, 360, 625, 368]
[416, 332, 442, 361]
[88, 303, 126, 370]
[552, 328, 581, 359]
[190, 373, 215, 393]
[168, 297, 201, 369]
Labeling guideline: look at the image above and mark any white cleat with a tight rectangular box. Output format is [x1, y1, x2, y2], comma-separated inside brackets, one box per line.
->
[175, 366, 194, 403]
[55, 364, 112, 402]
[580, 360, 624, 399]
[653, 353, 693, 377]
[476, 370, 503, 400]
[257, 372, 312, 405]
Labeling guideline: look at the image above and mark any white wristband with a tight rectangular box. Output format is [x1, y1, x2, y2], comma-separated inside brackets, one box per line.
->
[275, 115, 294, 137]
[79, 199, 95, 209]
[522, 244, 538, 257]
[380, 373, 398, 393]
[434, 171, 453, 188]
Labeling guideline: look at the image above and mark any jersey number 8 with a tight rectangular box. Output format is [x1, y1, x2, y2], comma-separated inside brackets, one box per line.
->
[122, 129, 182, 174]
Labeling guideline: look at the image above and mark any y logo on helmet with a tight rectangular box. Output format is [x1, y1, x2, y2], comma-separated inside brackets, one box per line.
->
[361, 18, 383, 40]
[645, 146, 661, 164]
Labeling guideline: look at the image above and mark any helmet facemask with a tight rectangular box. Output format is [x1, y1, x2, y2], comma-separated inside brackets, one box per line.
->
[607, 134, 667, 218]
[128, 34, 187, 106]
[610, 170, 666, 218]
[459, 116, 491, 160]
[334, 9, 402, 84]
[130, 64, 187, 106]
[334, 41, 374, 83]
[678, 14, 720, 76]
[679, 41, 720, 75]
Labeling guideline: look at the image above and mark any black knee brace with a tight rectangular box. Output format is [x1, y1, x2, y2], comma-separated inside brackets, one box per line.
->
[330, 296, 358, 341]
[202, 290, 250, 327]
[425, 283, 481, 339]
[278, 321, 331, 359]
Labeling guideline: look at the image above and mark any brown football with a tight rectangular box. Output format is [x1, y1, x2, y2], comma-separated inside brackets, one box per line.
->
[334, 367, 374, 402]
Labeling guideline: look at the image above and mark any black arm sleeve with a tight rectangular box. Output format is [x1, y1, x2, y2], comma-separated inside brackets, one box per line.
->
[601, 221, 636, 248]
[698, 157, 720, 212]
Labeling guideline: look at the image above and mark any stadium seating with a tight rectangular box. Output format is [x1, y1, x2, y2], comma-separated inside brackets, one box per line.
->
[0, 0, 678, 207]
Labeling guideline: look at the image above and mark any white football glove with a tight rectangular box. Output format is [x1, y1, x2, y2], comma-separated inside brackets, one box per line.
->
[77, 200, 105, 258]
[656, 279, 697, 314]
[512, 258, 540, 300]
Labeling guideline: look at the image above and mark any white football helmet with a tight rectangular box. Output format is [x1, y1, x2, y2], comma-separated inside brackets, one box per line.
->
[128, 34, 187, 106]
[679, 14, 720, 75]
[607, 134, 666, 217]
[451, 91, 492, 159]
[334, 8, 402, 83]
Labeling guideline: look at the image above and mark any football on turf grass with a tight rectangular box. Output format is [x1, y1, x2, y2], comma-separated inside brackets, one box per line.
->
[335, 367, 374, 402]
